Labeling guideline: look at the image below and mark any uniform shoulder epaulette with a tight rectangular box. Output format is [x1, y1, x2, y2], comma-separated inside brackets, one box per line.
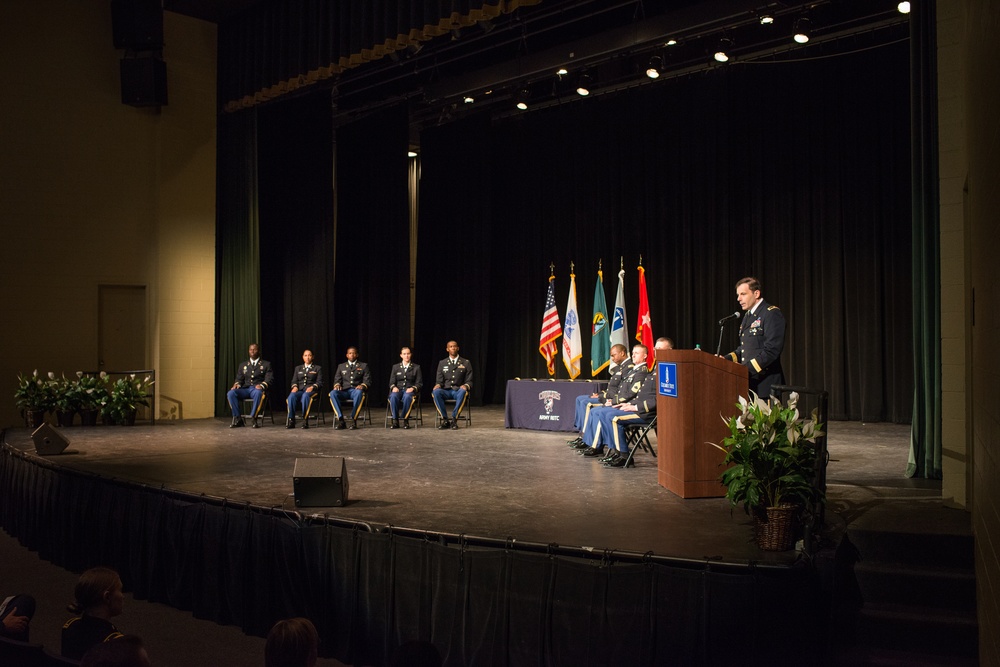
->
[768, 305, 780, 311]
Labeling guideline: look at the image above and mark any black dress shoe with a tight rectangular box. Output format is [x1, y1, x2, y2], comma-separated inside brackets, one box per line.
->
[348, 420, 357, 430]
[450, 421, 459, 430]
[251, 421, 260, 429]
[390, 420, 400, 429]
[566, 437, 584, 446]
[582, 447, 604, 457]
[402, 419, 410, 429]
[606, 456, 632, 468]
[286, 419, 295, 429]
[334, 419, 344, 430]
[600, 452, 619, 463]
[301, 421, 309, 429]
[437, 420, 449, 430]
[230, 417, 244, 428]
[570, 441, 590, 450]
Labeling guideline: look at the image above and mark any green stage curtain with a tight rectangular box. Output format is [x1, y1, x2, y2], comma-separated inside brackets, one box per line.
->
[907, 0, 942, 478]
[216, 108, 262, 417]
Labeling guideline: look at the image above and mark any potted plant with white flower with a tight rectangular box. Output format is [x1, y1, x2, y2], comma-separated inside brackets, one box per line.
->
[710, 391, 825, 551]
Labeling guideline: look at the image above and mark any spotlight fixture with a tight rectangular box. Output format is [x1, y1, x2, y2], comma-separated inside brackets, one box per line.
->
[645, 56, 662, 79]
[714, 38, 733, 63]
[759, 13, 774, 25]
[576, 73, 593, 96]
[407, 150, 418, 158]
[897, 1, 911, 13]
[514, 88, 530, 110]
[666, 39, 677, 46]
[793, 17, 811, 44]
[556, 67, 568, 77]
[463, 95, 474, 104]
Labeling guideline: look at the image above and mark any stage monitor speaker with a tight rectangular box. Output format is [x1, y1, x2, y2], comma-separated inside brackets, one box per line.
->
[293, 457, 349, 507]
[111, 0, 164, 50]
[120, 57, 167, 107]
[31, 423, 70, 456]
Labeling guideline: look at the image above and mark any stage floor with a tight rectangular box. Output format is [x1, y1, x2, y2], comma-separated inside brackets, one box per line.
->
[3, 406, 935, 565]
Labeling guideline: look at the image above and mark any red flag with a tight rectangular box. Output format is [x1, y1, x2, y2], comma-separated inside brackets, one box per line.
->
[539, 275, 562, 376]
[635, 264, 654, 369]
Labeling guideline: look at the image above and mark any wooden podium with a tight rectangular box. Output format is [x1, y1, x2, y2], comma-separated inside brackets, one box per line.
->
[655, 349, 748, 498]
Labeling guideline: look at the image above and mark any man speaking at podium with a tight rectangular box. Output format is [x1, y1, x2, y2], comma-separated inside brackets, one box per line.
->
[726, 277, 785, 399]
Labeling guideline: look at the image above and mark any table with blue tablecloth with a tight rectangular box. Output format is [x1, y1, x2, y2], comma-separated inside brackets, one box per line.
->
[503, 379, 606, 431]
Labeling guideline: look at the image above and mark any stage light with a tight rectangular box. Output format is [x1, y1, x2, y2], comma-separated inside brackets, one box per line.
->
[576, 73, 593, 96]
[407, 150, 418, 157]
[666, 39, 677, 46]
[759, 13, 774, 25]
[514, 88, 530, 110]
[897, 1, 911, 13]
[463, 95, 474, 104]
[556, 67, 568, 76]
[645, 56, 662, 79]
[714, 38, 733, 63]
[793, 17, 811, 43]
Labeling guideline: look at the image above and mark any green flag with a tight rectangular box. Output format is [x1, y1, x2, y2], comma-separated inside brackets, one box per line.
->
[590, 268, 611, 376]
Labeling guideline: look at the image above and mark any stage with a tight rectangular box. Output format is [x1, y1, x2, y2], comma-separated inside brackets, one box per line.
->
[1, 407, 939, 666]
[2, 407, 923, 563]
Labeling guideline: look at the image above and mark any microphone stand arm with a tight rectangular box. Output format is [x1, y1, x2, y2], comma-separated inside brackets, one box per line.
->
[715, 322, 728, 357]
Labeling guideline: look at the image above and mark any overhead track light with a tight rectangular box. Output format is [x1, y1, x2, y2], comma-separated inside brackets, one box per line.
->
[463, 95, 474, 104]
[714, 38, 733, 63]
[897, 2, 911, 13]
[793, 17, 811, 43]
[645, 56, 662, 79]
[759, 13, 774, 25]
[576, 73, 593, 96]
[514, 88, 530, 110]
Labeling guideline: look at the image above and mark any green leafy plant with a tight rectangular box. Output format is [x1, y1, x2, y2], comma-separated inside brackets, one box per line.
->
[14, 370, 57, 412]
[710, 392, 825, 513]
[108, 374, 154, 424]
[53, 374, 80, 413]
[74, 372, 109, 412]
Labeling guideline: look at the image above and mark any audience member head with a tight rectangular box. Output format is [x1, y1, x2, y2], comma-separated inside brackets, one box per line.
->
[80, 635, 150, 667]
[389, 640, 443, 667]
[264, 617, 319, 667]
[70, 567, 124, 619]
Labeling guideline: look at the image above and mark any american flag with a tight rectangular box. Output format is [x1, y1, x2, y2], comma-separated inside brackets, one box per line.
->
[539, 275, 562, 376]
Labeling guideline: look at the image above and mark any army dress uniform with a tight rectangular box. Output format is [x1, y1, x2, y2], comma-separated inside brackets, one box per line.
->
[432, 356, 473, 427]
[329, 360, 372, 428]
[571, 359, 635, 433]
[580, 362, 650, 452]
[226, 357, 274, 427]
[589, 372, 659, 466]
[286, 364, 323, 428]
[727, 300, 786, 399]
[387, 363, 422, 427]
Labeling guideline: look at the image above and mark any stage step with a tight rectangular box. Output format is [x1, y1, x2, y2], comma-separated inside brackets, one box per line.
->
[829, 503, 978, 664]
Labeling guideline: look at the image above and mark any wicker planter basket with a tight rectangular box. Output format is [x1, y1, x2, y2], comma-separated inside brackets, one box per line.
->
[753, 504, 800, 551]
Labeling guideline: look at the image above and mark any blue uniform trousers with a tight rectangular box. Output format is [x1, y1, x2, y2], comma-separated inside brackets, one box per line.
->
[573, 394, 602, 431]
[432, 387, 468, 420]
[388, 390, 418, 419]
[227, 386, 264, 418]
[287, 390, 318, 419]
[330, 387, 365, 419]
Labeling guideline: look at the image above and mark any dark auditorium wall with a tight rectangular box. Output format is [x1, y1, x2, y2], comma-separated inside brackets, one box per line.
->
[0, 2, 218, 426]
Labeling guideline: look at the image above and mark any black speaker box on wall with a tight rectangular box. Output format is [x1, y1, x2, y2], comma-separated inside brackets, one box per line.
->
[111, 0, 164, 50]
[293, 457, 350, 507]
[120, 57, 167, 107]
[31, 423, 70, 456]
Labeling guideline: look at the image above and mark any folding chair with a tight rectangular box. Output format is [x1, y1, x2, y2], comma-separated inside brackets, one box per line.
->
[331, 392, 372, 428]
[241, 392, 273, 426]
[286, 389, 326, 426]
[434, 397, 472, 428]
[620, 415, 657, 468]
[384, 392, 423, 428]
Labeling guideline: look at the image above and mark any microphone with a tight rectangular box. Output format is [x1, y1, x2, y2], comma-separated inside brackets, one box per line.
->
[717, 311, 740, 325]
